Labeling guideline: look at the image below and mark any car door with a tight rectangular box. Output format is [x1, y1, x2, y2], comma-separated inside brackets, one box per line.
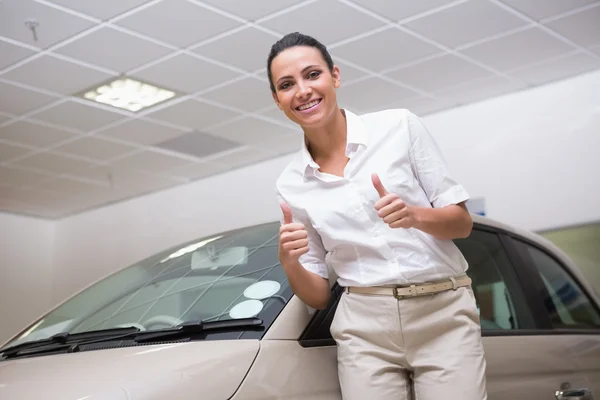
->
[454, 226, 585, 400]
[508, 236, 600, 400]
[298, 224, 589, 399]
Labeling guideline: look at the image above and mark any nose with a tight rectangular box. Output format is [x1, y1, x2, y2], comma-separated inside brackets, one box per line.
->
[295, 81, 312, 99]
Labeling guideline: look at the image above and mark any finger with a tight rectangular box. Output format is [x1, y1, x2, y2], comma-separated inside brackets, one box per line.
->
[280, 202, 293, 225]
[290, 246, 309, 258]
[382, 208, 407, 225]
[280, 230, 308, 243]
[282, 238, 309, 252]
[280, 223, 305, 234]
[378, 199, 406, 218]
[371, 173, 389, 198]
[389, 219, 410, 229]
[374, 193, 399, 211]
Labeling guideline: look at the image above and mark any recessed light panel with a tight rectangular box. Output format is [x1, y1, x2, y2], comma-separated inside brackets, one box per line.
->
[81, 78, 176, 112]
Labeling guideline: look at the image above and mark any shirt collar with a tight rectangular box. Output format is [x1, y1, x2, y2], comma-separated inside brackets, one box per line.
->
[300, 109, 369, 178]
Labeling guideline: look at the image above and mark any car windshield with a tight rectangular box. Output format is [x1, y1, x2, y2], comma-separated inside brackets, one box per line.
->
[3, 222, 291, 349]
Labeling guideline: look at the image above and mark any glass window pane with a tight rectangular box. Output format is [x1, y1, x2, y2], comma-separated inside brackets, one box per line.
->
[454, 230, 533, 331]
[516, 242, 600, 329]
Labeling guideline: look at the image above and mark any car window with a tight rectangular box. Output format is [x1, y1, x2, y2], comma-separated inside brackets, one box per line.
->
[514, 240, 600, 329]
[3, 222, 292, 349]
[454, 229, 535, 331]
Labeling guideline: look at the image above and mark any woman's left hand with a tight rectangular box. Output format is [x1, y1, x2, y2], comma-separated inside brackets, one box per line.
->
[372, 173, 417, 229]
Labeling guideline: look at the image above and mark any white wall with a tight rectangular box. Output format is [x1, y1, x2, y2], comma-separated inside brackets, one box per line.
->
[0, 212, 54, 343]
[46, 69, 600, 311]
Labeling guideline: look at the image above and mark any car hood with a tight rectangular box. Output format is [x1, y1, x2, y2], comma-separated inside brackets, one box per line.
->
[0, 340, 259, 400]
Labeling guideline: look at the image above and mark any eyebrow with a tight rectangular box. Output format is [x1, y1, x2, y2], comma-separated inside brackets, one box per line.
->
[276, 65, 320, 84]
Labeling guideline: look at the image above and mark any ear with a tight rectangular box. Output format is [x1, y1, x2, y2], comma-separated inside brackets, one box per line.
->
[271, 91, 283, 110]
[332, 65, 341, 88]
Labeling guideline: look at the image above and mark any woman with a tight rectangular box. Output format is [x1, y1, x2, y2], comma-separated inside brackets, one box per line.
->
[268, 32, 487, 400]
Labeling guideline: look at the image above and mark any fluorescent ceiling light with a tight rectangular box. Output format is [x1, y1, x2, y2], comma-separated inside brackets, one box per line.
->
[82, 78, 176, 112]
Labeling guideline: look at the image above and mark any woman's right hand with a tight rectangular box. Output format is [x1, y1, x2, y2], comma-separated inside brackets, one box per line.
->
[278, 203, 309, 267]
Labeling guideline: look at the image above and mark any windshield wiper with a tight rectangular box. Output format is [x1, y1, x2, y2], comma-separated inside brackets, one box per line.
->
[0, 326, 140, 358]
[0, 318, 264, 358]
[134, 317, 264, 343]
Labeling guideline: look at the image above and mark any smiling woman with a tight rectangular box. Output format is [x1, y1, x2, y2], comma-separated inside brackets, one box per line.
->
[267, 32, 486, 400]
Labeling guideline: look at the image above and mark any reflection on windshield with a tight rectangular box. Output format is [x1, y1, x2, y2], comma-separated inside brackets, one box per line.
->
[4, 223, 291, 349]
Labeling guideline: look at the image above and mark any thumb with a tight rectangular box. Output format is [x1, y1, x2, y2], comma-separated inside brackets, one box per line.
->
[280, 202, 293, 225]
[371, 173, 388, 198]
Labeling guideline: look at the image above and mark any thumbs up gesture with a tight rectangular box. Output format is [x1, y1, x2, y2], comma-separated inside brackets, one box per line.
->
[278, 203, 309, 266]
[372, 173, 416, 229]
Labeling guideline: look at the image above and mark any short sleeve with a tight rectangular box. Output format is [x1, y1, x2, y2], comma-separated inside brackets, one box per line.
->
[406, 111, 470, 208]
[275, 188, 329, 280]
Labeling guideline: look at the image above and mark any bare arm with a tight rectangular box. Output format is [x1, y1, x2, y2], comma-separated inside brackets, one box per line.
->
[278, 203, 331, 310]
[412, 201, 472, 240]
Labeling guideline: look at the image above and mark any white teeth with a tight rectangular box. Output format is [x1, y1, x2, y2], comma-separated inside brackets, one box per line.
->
[298, 100, 320, 111]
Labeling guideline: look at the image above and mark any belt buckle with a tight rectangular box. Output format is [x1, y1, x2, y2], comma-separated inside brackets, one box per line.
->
[393, 285, 418, 299]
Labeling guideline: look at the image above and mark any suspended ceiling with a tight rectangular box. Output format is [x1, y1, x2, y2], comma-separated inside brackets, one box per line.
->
[1, 0, 599, 219]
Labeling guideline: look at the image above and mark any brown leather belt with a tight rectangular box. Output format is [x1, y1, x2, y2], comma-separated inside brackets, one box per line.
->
[345, 275, 472, 299]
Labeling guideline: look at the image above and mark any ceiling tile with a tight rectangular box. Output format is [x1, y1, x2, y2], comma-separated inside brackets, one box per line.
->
[132, 53, 240, 94]
[336, 77, 420, 113]
[256, 107, 298, 129]
[34, 177, 106, 196]
[52, 137, 138, 161]
[0, 0, 94, 49]
[210, 147, 276, 169]
[331, 27, 441, 71]
[330, 59, 370, 83]
[165, 161, 230, 180]
[544, 5, 600, 48]
[200, 0, 305, 20]
[48, 0, 154, 21]
[260, 132, 304, 156]
[192, 27, 278, 72]
[206, 116, 298, 145]
[500, 0, 599, 21]
[0, 187, 69, 206]
[435, 76, 527, 104]
[69, 165, 159, 187]
[145, 99, 238, 130]
[55, 27, 172, 72]
[201, 77, 273, 112]
[0, 82, 59, 115]
[0, 114, 10, 124]
[11, 152, 97, 174]
[155, 130, 241, 157]
[259, 1, 386, 45]
[0, 120, 79, 147]
[109, 150, 193, 172]
[509, 52, 600, 86]
[96, 119, 187, 145]
[115, 0, 242, 47]
[400, 96, 459, 116]
[1, 55, 114, 95]
[350, 0, 455, 21]
[29, 101, 127, 132]
[0, 40, 35, 70]
[404, 1, 529, 48]
[590, 45, 600, 57]
[0, 166, 52, 186]
[386, 54, 494, 92]
[0, 141, 32, 162]
[460, 27, 575, 72]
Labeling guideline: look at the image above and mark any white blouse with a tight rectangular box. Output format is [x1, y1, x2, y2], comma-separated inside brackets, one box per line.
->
[275, 108, 470, 287]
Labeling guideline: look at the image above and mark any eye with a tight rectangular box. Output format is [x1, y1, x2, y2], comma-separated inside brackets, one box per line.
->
[307, 71, 321, 79]
[279, 81, 292, 90]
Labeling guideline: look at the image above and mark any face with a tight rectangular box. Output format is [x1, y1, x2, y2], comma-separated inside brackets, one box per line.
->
[270, 46, 341, 128]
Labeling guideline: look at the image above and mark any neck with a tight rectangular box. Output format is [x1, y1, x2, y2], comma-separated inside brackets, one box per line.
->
[303, 107, 347, 161]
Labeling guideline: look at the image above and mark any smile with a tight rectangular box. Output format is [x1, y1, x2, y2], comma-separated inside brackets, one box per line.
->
[296, 99, 321, 111]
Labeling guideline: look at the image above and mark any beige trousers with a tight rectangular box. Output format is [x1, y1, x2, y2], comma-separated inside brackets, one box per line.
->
[330, 285, 488, 400]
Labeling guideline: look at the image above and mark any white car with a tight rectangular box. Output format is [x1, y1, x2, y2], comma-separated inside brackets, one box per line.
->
[1, 215, 599, 400]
